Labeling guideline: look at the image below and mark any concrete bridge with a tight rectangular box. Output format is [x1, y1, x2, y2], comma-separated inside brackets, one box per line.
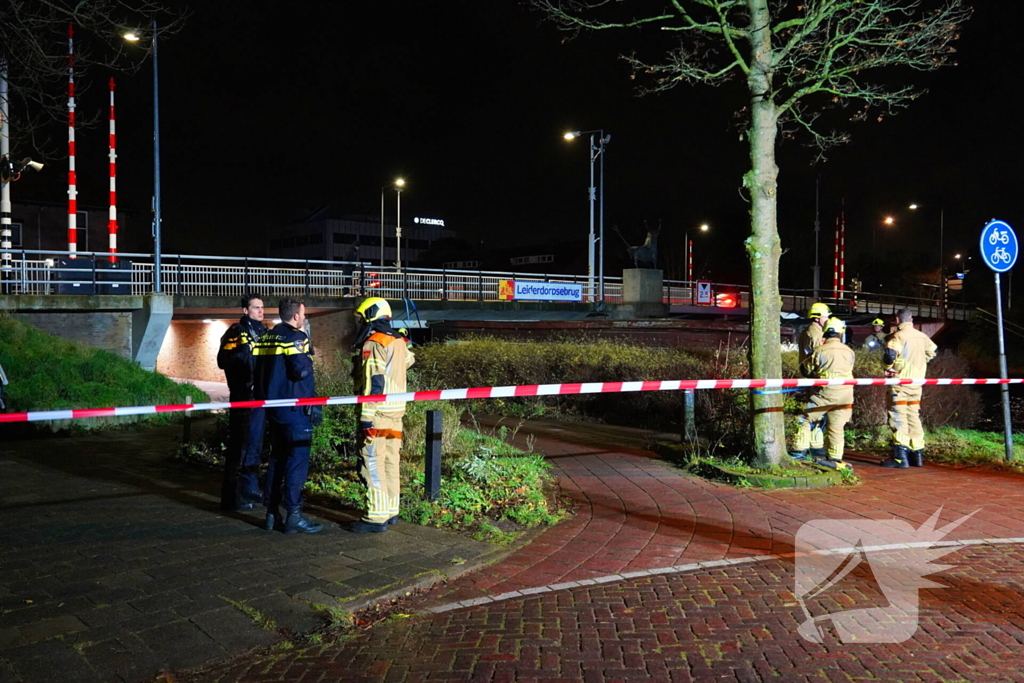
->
[0, 250, 973, 383]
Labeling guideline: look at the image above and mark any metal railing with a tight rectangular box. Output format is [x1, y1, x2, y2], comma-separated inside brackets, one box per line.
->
[0, 248, 974, 319]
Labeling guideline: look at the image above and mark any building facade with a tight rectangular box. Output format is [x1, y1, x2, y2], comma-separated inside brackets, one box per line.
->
[268, 207, 454, 266]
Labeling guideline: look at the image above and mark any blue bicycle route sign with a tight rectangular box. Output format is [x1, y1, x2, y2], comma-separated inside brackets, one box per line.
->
[980, 219, 1018, 273]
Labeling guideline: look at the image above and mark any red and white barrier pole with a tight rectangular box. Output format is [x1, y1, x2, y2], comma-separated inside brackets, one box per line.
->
[1, 377, 1020, 425]
[832, 214, 839, 298]
[108, 77, 118, 263]
[67, 24, 77, 258]
[839, 206, 846, 299]
[688, 238, 694, 283]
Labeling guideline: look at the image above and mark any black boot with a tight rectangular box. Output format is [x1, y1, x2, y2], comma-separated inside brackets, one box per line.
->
[882, 445, 910, 469]
[264, 507, 283, 532]
[908, 450, 924, 467]
[283, 507, 323, 534]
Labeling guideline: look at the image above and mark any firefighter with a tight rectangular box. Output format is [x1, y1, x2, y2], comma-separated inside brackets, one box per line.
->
[350, 297, 415, 533]
[802, 318, 856, 470]
[253, 297, 323, 534]
[882, 308, 937, 469]
[791, 302, 831, 460]
[863, 319, 887, 350]
[216, 294, 268, 511]
[799, 302, 831, 370]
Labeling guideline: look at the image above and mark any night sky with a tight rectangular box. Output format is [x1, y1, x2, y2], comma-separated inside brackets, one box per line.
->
[15, 2, 1022, 294]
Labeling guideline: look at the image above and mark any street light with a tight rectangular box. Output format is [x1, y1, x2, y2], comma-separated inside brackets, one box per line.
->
[564, 129, 610, 301]
[124, 22, 162, 293]
[685, 223, 710, 283]
[395, 177, 405, 269]
[380, 178, 405, 269]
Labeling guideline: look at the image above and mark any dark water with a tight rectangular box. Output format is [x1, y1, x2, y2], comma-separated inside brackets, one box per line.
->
[975, 385, 1024, 431]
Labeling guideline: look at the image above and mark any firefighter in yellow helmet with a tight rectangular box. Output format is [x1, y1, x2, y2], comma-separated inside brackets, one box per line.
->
[349, 297, 416, 532]
[796, 317, 856, 470]
[882, 308, 937, 469]
[863, 318, 887, 350]
[798, 302, 831, 374]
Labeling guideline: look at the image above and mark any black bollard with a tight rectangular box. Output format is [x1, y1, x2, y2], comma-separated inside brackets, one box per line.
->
[425, 410, 442, 501]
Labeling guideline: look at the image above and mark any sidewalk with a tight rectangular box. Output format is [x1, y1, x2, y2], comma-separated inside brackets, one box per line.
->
[0, 421, 500, 683]
[186, 418, 1024, 682]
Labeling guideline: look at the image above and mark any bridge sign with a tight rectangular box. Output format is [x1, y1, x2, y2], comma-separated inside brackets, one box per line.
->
[980, 219, 1018, 273]
[696, 281, 712, 304]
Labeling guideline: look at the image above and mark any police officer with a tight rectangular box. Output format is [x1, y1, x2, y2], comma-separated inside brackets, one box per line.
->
[863, 319, 887, 350]
[254, 297, 323, 533]
[350, 297, 415, 533]
[882, 308, 937, 469]
[791, 302, 831, 460]
[216, 294, 267, 510]
[802, 318, 856, 470]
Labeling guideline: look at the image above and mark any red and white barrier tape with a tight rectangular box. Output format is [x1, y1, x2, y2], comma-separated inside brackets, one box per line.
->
[1, 377, 1020, 425]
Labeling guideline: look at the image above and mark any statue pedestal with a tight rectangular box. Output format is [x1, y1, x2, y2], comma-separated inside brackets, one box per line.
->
[617, 268, 667, 318]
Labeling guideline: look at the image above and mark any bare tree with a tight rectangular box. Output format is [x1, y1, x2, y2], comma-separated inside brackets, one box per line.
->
[532, 0, 969, 466]
[1, 0, 182, 152]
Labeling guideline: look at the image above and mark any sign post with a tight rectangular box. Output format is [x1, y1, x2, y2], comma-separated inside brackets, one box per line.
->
[696, 281, 712, 305]
[980, 219, 1018, 462]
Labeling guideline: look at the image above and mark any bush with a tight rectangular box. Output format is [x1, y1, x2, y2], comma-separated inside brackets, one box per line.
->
[0, 314, 206, 429]
[414, 336, 752, 446]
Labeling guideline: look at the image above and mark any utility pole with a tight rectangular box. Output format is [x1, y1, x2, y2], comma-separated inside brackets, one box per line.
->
[813, 175, 820, 298]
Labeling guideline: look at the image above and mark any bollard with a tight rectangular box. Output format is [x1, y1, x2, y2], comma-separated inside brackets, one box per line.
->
[182, 395, 192, 444]
[425, 409, 442, 501]
[682, 389, 697, 443]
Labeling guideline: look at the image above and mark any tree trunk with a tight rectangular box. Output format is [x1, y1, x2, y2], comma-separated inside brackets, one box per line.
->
[743, 0, 785, 467]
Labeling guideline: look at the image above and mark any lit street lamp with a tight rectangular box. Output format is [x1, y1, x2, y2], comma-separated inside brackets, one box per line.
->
[685, 223, 710, 282]
[564, 129, 610, 301]
[124, 22, 162, 293]
[379, 178, 405, 268]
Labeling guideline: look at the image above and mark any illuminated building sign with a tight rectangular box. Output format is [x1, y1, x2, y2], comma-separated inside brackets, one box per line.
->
[413, 217, 445, 227]
[498, 279, 583, 302]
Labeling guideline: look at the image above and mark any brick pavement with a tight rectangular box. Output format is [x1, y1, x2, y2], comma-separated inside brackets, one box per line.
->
[189, 542, 1024, 682]
[175, 417, 1024, 683]
[0, 422, 500, 683]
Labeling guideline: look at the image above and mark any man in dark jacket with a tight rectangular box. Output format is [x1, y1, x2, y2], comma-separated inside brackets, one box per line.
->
[253, 297, 322, 534]
[217, 294, 267, 510]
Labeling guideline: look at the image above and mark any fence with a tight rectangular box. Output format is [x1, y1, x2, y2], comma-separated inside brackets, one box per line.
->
[0, 249, 973, 319]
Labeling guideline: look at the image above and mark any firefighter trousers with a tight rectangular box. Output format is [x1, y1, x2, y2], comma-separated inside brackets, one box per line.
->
[359, 412, 404, 523]
[793, 387, 854, 460]
[888, 384, 925, 450]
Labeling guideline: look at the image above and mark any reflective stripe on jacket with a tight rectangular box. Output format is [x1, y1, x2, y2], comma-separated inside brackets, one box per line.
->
[252, 323, 315, 400]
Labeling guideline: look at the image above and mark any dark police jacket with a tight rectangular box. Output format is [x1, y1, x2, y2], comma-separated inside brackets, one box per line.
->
[253, 323, 315, 401]
[217, 316, 267, 399]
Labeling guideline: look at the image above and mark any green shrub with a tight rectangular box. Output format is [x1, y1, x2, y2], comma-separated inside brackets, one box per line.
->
[414, 336, 752, 447]
[0, 314, 206, 429]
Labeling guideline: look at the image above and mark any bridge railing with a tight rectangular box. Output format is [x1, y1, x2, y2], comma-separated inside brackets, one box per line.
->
[0, 250, 972, 319]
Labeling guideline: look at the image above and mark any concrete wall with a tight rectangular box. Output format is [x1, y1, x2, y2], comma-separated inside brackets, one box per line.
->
[157, 320, 230, 382]
[13, 311, 133, 359]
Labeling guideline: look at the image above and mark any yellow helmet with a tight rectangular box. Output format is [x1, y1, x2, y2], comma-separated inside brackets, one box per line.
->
[871, 318, 884, 326]
[824, 317, 846, 336]
[808, 302, 831, 319]
[354, 297, 391, 322]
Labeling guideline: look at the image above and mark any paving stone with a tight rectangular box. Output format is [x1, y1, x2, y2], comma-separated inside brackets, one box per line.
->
[190, 606, 281, 652]
[136, 619, 227, 670]
[81, 634, 162, 683]
[17, 614, 88, 643]
[243, 593, 322, 635]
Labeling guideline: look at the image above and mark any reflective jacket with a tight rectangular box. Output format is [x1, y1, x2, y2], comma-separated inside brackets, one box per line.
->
[217, 316, 266, 399]
[252, 323, 315, 401]
[359, 332, 415, 420]
[884, 322, 937, 380]
[798, 322, 825, 377]
[863, 332, 887, 350]
[806, 337, 856, 402]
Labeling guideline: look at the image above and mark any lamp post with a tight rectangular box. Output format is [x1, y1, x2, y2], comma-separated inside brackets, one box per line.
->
[564, 130, 610, 301]
[684, 224, 710, 283]
[395, 177, 405, 269]
[909, 203, 945, 282]
[124, 22, 162, 293]
[379, 178, 405, 268]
